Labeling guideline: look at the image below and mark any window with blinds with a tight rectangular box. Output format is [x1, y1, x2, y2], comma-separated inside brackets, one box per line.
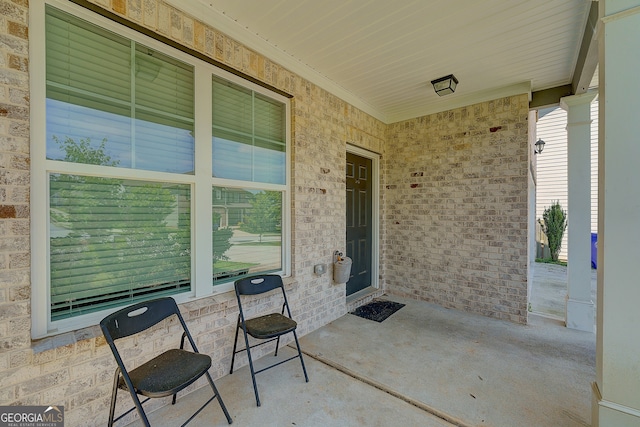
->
[45, 5, 195, 174]
[210, 77, 286, 283]
[211, 187, 282, 284]
[49, 176, 191, 320]
[37, 3, 289, 334]
[212, 76, 286, 184]
[45, 6, 195, 320]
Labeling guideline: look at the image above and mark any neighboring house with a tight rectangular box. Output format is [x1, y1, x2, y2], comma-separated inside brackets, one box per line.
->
[212, 187, 255, 227]
[536, 100, 599, 261]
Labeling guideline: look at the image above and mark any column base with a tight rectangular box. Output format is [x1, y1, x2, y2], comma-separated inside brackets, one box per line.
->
[593, 382, 640, 427]
[566, 297, 595, 332]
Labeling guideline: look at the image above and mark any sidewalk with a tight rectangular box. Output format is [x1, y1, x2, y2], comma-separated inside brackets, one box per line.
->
[529, 262, 597, 320]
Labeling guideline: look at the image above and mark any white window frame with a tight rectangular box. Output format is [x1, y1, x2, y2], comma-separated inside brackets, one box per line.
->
[30, 0, 291, 338]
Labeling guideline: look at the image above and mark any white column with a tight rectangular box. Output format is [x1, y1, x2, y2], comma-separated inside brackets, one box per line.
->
[527, 110, 538, 311]
[593, 1, 640, 426]
[561, 92, 597, 332]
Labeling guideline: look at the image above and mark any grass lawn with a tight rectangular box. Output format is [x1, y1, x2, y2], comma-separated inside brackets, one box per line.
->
[213, 260, 258, 279]
[535, 258, 568, 267]
[234, 241, 281, 247]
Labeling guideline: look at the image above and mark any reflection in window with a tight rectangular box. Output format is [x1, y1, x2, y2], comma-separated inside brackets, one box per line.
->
[50, 174, 191, 320]
[45, 6, 194, 174]
[38, 4, 289, 331]
[212, 187, 282, 285]
[212, 76, 285, 184]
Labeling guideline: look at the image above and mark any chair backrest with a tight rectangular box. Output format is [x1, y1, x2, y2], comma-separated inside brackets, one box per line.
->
[100, 297, 181, 342]
[235, 274, 284, 296]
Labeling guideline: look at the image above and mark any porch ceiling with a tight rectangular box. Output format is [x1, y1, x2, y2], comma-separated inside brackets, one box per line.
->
[168, 0, 593, 123]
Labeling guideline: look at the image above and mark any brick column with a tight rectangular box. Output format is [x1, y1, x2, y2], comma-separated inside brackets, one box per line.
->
[560, 92, 597, 333]
[0, 0, 31, 353]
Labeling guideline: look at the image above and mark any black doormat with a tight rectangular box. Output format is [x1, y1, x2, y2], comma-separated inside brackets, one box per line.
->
[350, 300, 405, 322]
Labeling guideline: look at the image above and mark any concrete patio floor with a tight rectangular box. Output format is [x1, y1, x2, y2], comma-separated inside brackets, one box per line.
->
[127, 343, 454, 427]
[124, 280, 595, 427]
[299, 298, 594, 427]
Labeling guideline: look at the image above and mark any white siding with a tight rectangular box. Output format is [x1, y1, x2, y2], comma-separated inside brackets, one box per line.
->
[536, 100, 598, 261]
[590, 101, 598, 235]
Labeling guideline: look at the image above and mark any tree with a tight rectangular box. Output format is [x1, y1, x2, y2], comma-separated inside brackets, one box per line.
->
[540, 201, 568, 262]
[51, 135, 119, 166]
[240, 191, 281, 242]
[212, 212, 233, 261]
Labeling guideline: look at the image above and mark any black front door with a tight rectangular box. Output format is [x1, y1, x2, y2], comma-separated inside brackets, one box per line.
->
[345, 152, 372, 296]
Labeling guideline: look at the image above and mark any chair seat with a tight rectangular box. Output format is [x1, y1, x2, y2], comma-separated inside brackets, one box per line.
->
[121, 349, 212, 398]
[245, 313, 297, 339]
[230, 274, 309, 406]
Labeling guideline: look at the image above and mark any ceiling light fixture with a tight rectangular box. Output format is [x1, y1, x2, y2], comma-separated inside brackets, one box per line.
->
[534, 139, 545, 154]
[431, 74, 458, 96]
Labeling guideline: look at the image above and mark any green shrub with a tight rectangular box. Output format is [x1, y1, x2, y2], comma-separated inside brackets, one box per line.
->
[539, 201, 567, 262]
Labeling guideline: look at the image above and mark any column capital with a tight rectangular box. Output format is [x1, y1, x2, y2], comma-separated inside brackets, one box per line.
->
[560, 91, 598, 110]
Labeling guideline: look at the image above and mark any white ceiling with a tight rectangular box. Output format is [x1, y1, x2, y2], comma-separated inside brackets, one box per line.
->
[168, 0, 592, 123]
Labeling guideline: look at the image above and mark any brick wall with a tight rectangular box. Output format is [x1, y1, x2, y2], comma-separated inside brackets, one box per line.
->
[0, 0, 32, 397]
[0, 1, 385, 425]
[384, 95, 530, 324]
[0, 0, 530, 424]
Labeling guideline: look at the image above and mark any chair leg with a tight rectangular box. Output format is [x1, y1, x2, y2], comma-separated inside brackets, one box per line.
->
[108, 369, 120, 427]
[241, 325, 261, 406]
[275, 303, 286, 357]
[229, 315, 241, 375]
[292, 330, 309, 383]
[129, 391, 151, 427]
[111, 369, 151, 427]
[205, 372, 233, 424]
[274, 336, 281, 357]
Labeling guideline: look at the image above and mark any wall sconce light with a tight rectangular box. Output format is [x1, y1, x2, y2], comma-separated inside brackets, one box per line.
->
[534, 139, 545, 154]
[431, 74, 458, 96]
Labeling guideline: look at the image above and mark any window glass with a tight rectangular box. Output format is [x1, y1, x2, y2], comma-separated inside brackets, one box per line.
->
[212, 187, 282, 285]
[37, 4, 289, 333]
[212, 76, 286, 184]
[50, 174, 191, 320]
[45, 6, 195, 174]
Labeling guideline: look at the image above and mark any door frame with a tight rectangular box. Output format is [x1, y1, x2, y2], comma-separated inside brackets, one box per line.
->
[346, 144, 380, 291]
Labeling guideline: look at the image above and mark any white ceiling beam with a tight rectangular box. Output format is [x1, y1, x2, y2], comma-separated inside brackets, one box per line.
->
[572, 1, 599, 94]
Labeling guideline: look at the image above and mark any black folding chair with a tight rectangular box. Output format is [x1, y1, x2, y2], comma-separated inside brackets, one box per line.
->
[100, 297, 233, 426]
[229, 274, 309, 406]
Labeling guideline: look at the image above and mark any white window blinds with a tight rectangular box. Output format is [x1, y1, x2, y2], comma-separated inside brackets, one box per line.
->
[49, 176, 191, 320]
[212, 75, 286, 184]
[45, 6, 194, 320]
[45, 5, 195, 174]
[36, 4, 290, 333]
